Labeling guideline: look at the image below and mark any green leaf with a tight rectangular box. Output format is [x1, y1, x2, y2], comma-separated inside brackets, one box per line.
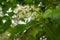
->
[52, 8, 60, 15]
[26, 20, 37, 27]
[8, 12, 14, 17]
[3, 19, 11, 30]
[24, 0, 33, 4]
[45, 22, 60, 40]
[43, 9, 52, 18]
[22, 23, 44, 40]
[10, 24, 26, 37]
[0, 16, 11, 34]
[53, 13, 60, 24]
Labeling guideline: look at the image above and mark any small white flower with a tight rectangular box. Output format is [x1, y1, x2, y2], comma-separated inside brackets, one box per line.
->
[40, 38, 42, 40]
[27, 17, 31, 22]
[7, 33, 11, 36]
[18, 20, 26, 24]
[24, 30, 26, 32]
[11, 20, 15, 23]
[7, 8, 12, 13]
[13, 9, 18, 13]
[38, 2, 42, 6]
[2, 19, 6, 23]
[5, 14, 9, 16]
[11, 20, 17, 26]
[12, 15, 17, 18]
[17, 4, 20, 7]
[24, 17, 31, 23]
[43, 36, 45, 38]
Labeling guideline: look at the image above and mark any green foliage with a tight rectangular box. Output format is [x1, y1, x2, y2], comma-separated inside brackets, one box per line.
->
[9, 24, 26, 38]
[0, 0, 60, 40]
[0, 16, 11, 34]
